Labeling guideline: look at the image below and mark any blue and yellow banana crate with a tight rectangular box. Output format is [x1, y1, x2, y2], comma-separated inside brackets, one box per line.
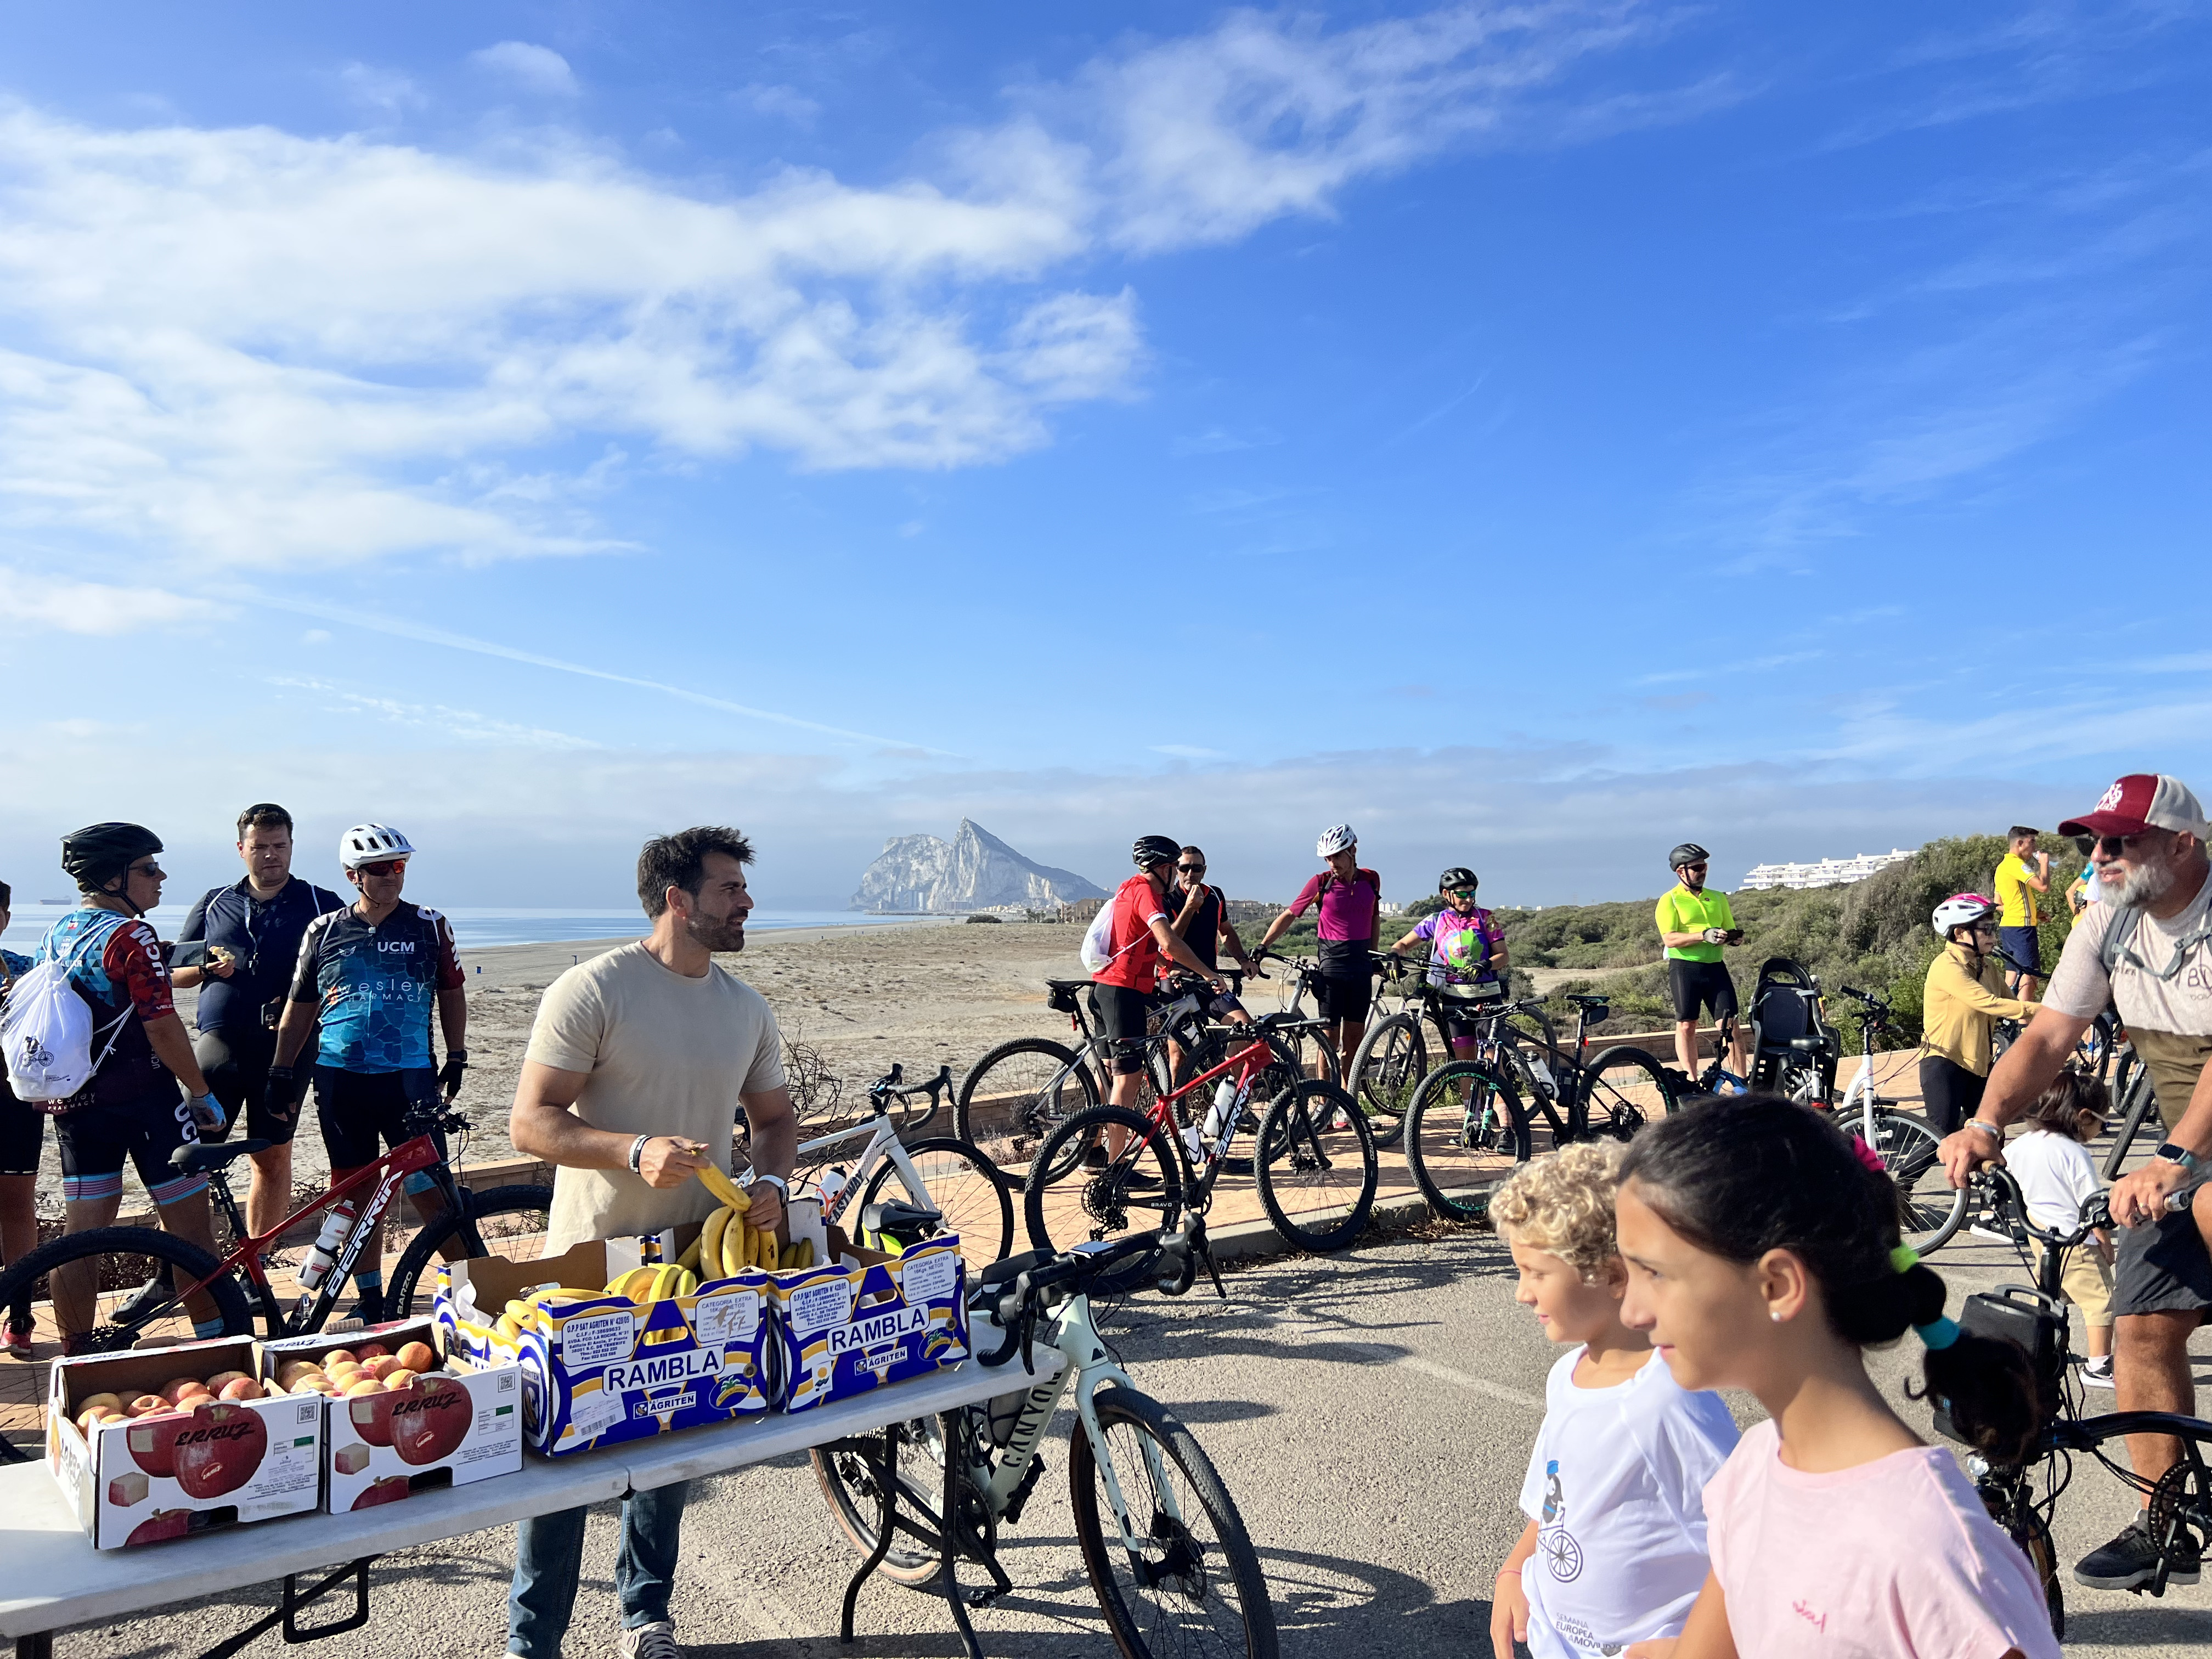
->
[769, 1227, 968, 1412]
[434, 1235, 774, 1458]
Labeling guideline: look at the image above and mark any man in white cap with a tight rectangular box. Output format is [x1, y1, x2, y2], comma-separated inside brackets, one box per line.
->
[1938, 772, 2212, 1592]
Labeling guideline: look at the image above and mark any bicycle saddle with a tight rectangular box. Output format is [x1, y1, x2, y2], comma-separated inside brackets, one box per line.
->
[859, 1199, 942, 1244]
[1045, 977, 1093, 994]
[1565, 994, 1610, 1006]
[170, 1138, 273, 1175]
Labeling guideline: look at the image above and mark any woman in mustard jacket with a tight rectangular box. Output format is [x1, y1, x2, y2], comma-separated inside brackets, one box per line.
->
[1920, 893, 2040, 1136]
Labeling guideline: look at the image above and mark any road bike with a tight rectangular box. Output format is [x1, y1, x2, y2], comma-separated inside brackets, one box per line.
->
[1022, 988, 1376, 1288]
[806, 1063, 1013, 1268]
[1944, 1165, 2210, 1638]
[1341, 950, 1511, 1150]
[813, 1226, 1278, 1658]
[1396, 994, 1675, 1223]
[0, 1099, 550, 1460]
[1825, 986, 1969, 1254]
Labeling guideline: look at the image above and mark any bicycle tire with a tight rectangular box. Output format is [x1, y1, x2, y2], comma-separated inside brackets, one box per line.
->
[1345, 1014, 1423, 1149]
[1577, 1045, 1676, 1139]
[2101, 1062, 2159, 1182]
[1254, 1081, 1377, 1253]
[2010, 1502, 2064, 1642]
[0, 1227, 256, 1464]
[385, 1185, 555, 1319]
[1069, 1385, 1279, 1659]
[1023, 1105, 1184, 1292]
[955, 1037, 1100, 1173]
[860, 1136, 1015, 1264]
[1405, 1061, 1530, 1223]
[1867, 1111, 1971, 1254]
[811, 1413, 963, 1585]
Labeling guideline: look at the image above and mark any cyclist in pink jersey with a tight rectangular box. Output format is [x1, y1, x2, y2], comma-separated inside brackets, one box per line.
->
[1256, 824, 1382, 1080]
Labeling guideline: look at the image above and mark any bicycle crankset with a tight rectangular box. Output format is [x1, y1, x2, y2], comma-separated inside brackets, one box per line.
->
[2145, 1460, 2211, 1595]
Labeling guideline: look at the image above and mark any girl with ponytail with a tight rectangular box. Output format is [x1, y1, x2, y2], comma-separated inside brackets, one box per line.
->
[1613, 1095, 2057, 1659]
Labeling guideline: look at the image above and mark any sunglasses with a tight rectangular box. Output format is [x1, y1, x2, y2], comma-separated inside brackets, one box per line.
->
[1680, 863, 1708, 873]
[128, 860, 163, 878]
[2084, 833, 2160, 857]
[355, 859, 407, 878]
[1177, 863, 1205, 874]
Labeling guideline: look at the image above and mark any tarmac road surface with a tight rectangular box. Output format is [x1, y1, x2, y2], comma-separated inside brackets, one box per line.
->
[42, 1223, 2212, 1658]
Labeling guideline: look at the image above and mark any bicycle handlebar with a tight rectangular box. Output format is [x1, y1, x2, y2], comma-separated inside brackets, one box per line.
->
[1977, 1163, 2187, 1253]
[972, 1226, 1195, 1370]
[865, 1063, 952, 1129]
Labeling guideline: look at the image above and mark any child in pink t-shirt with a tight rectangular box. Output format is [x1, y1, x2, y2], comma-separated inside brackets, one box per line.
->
[1612, 1096, 2060, 1659]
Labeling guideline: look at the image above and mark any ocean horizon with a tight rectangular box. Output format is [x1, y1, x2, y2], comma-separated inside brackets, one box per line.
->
[2, 905, 948, 953]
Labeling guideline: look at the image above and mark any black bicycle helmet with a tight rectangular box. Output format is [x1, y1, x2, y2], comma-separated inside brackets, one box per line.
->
[1668, 842, 1710, 871]
[1132, 834, 1181, 869]
[61, 822, 163, 897]
[1438, 867, 1478, 892]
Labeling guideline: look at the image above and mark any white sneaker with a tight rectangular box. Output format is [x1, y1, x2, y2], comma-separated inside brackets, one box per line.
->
[619, 1623, 681, 1659]
[2081, 1357, 2116, 1390]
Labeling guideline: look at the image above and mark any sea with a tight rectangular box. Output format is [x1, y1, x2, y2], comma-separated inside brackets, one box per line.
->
[1, 905, 941, 953]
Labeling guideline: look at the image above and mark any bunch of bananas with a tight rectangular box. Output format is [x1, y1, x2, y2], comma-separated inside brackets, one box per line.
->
[603, 1262, 701, 1305]
[491, 1283, 603, 1339]
[779, 1239, 816, 1270]
[668, 1164, 797, 1279]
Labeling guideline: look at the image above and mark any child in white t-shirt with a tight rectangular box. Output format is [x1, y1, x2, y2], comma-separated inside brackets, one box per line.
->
[2006, 1071, 2116, 1385]
[1489, 1143, 1740, 1659]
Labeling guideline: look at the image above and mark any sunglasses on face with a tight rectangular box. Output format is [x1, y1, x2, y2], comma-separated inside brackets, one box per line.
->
[2086, 833, 2163, 857]
[128, 861, 163, 879]
[1681, 863, 1708, 874]
[356, 860, 407, 878]
[1178, 863, 1205, 874]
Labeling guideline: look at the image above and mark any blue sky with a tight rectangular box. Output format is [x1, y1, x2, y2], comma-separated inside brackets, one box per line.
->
[1, 2, 2205, 910]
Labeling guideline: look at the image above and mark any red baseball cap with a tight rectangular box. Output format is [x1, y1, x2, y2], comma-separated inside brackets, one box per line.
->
[2058, 774, 2211, 840]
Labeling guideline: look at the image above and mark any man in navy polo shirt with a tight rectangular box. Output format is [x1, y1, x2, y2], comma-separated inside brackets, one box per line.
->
[174, 803, 343, 1242]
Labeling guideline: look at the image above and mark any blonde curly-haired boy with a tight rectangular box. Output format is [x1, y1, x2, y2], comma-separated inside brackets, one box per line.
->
[1488, 1143, 1739, 1659]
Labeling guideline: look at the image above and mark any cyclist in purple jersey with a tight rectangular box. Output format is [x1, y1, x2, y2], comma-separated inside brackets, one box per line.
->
[1257, 823, 1383, 1081]
[1390, 867, 1510, 1062]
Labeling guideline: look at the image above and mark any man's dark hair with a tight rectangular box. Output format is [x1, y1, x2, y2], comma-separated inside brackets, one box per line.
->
[0, 879, 10, 910]
[637, 827, 755, 918]
[1180, 845, 1205, 861]
[238, 803, 294, 838]
[2009, 825, 2039, 842]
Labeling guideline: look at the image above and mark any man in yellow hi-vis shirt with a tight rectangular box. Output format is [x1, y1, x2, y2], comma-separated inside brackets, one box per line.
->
[1993, 825, 2051, 998]
[1655, 843, 1747, 1081]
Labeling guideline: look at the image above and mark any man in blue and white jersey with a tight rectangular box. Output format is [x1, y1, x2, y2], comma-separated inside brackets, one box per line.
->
[269, 823, 467, 1322]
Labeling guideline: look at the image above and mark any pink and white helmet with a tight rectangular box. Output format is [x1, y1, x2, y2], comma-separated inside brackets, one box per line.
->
[1931, 893, 1997, 941]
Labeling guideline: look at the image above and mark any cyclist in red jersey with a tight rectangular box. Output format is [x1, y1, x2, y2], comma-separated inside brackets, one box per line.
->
[1093, 837, 1228, 1165]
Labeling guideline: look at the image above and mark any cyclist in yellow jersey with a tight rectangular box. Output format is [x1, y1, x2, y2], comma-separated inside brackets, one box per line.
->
[1654, 844, 1747, 1082]
[1993, 825, 2051, 998]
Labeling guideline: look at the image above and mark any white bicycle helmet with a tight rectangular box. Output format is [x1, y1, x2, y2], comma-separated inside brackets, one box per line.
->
[1316, 823, 1357, 857]
[1931, 893, 1997, 941]
[339, 823, 416, 870]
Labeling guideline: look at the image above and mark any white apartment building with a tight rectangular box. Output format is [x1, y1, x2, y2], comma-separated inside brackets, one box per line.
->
[1738, 848, 1916, 891]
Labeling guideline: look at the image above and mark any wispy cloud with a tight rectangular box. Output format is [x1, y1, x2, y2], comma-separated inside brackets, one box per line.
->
[268, 676, 598, 749]
[0, 566, 225, 634]
[470, 42, 580, 98]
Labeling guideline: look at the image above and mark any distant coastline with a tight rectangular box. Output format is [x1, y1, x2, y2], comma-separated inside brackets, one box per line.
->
[2, 906, 947, 952]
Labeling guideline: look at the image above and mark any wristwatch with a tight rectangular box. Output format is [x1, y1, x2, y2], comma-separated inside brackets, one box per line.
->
[750, 1173, 789, 1197]
[2153, 1142, 2200, 1173]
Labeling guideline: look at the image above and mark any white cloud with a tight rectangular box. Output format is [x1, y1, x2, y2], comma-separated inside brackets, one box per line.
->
[0, 566, 224, 634]
[470, 42, 580, 98]
[266, 676, 598, 750]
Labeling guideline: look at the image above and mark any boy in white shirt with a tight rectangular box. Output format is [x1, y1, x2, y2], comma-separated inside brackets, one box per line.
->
[1487, 1143, 1739, 1659]
[2006, 1071, 2117, 1386]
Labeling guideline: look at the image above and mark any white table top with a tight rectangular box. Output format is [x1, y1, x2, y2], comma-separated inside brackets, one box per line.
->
[0, 1352, 1062, 1639]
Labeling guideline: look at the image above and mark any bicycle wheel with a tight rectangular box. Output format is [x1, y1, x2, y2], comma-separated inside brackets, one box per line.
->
[861, 1136, 1014, 1265]
[0, 1228, 256, 1464]
[1254, 1081, 1377, 1253]
[1577, 1045, 1676, 1139]
[1070, 1385, 1278, 1659]
[2010, 1503, 2064, 1642]
[811, 1413, 967, 1587]
[1023, 1105, 1183, 1292]
[2101, 1060, 2159, 1181]
[1345, 1014, 1423, 1149]
[1406, 1061, 1530, 1223]
[1252, 1014, 1340, 1086]
[386, 1185, 555, 1318]
[1867, 1110, 1971, 1254]
[955, 1037, 1100, 1174]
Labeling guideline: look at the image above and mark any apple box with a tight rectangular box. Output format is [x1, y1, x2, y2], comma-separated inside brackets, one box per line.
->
[768, 1213, 968, 1413]
[260, 1317, 524, 1512]
[435, 1232, 772, 1458]
[48, 1337, 321, 1549]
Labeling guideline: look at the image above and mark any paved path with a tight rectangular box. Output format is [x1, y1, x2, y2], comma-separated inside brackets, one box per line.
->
[33, 1220, 2210, 1658]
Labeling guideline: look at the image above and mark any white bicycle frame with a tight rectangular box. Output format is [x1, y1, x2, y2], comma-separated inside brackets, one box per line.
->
[794, 1111, 935, 1229]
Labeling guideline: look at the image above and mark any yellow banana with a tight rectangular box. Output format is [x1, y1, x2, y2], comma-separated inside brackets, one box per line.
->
[757, 1229, 777, 1271]
[696, 1165, 750, 1211]
[647, 1264, 682, 1302]
[723, 1217, 751, 1280]
[494, 1314, 520, 1341]
[675, 1233, 702, 1273]
[700, 1207, 730, 1279]
[674, 1268, 698, 1298]
[778, 1241, 795, 1270]
[793, 1239, 814, 1269]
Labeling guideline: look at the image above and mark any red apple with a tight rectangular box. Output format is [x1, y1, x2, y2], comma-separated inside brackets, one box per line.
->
[348, 1383, 400, 1448]
[350, 1476, 410, 1510]
[172, 1404, 268, 1499]
[322, 1348, 357, 1367]
[353, 1342, 390, 1362]
[364, 1355, 409, 1382]
[160, 1378, 204, 1406]
[390, 1378, 472, 1466]
[78, 1391, 125, 1416]
[127, 1509, 195, 1545]
[205, 1370, 249, 1392]
[219, 1378, 264, 1402]
[396, 1341, 436, 1372]
[127, 1395, 169, 1418]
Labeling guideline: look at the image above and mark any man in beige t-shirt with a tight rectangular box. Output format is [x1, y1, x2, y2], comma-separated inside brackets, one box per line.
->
[506, 827, 797, 1659]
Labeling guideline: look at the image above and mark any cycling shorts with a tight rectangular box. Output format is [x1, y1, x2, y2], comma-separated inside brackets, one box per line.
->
[2111, 1187, 2212, 1319]
[1667, 960, 1738, 1023]
[0, 1083, 43, 1177]
[1314, 973, 1373, 1025]
[1088, 984, 1155, 1077]
[1916, 1055, 1986, 1140]
[54, 1091, 207, 1206]
[314, 1067, 447, 1173]
[193, 1026, 299, 1147]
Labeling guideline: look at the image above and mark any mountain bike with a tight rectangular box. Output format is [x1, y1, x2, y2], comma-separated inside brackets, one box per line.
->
[813, 1226, 1278, 1658]
[1244, 951, 1345, 1087]
[0, 1099, 550, 1460]
[1022, 988, 1375, 1289]
[808, 1063, 1013, 1267]
[1341, 950, 1511, 1150]
[1943, 1165, 2210, 1638]
[1826, 986, 1969, 1254]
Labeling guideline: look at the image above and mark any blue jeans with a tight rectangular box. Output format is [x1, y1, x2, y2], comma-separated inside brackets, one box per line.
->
[508, 1482, 689, 1658]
